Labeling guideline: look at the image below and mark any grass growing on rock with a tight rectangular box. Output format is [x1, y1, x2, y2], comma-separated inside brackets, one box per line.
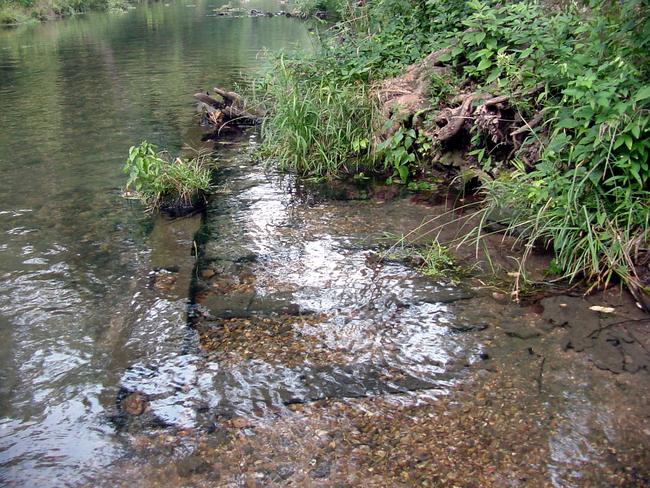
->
[123, 141, 213, 213]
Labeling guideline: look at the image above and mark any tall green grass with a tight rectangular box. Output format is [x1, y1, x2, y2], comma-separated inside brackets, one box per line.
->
[258, 58, 378, 177]
[473, 160, 650, 294]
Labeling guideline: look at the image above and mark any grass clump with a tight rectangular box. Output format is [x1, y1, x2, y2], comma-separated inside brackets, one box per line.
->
[476, 161, 650, 298]
[417, 241, 465, 284]
[258, 57, 377, 178]
[382, 234, 466, 284]
[123, 141, 213, 213]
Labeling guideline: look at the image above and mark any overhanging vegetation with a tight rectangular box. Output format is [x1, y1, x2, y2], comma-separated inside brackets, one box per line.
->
[257, 0, 650, 305]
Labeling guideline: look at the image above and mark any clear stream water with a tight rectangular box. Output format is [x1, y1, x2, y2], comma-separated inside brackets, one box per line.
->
[0, 2, 310, 485]
[1, 2, 649, 487]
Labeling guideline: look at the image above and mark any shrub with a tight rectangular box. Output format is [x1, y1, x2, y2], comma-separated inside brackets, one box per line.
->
[0, 0, 132, 23]
[450, 0, 650, 296]
[0, 5, 30, 24]
[123, 141, 213, 213]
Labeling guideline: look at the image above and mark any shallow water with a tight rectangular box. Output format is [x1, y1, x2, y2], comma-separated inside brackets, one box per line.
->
[0, 2, 310, 485]
[119, 145, 482, 430]
[1, 2, 650, 487]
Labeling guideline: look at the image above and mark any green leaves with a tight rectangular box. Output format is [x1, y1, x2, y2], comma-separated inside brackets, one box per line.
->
[476, 58, 493, 71]
[351, 137, 369, 153]
[122, 141, 212, 211]
[555, 118, 581, 130]
[377, 127, 418, 183]
[633, 86, 650, 103]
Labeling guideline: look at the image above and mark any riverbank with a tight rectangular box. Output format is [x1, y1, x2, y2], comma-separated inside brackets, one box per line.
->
[0, 0, 134, 25]
[255, 0, 650, 308]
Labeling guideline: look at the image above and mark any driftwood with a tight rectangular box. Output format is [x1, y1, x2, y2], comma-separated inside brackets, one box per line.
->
[195, 87, 263, 132]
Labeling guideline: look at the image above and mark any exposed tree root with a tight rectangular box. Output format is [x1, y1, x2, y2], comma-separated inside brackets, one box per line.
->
[373, 48, 451, 139]
[433, 94, 475, 143]
[374, 48, 546, 168]
[373, 52, 648, 311]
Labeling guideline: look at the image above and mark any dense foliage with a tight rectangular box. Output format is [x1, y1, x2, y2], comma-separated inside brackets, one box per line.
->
[259, 0, 650, 298]
[0, 0, 130, 24]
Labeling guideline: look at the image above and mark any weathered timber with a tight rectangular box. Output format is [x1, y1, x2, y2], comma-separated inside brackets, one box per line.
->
[194, 88, 263, 131]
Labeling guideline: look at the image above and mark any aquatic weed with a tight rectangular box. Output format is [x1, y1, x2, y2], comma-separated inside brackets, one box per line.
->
[123, 141, 214, 212]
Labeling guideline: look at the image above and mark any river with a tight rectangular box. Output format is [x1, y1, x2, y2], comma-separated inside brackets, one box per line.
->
[2, 2, 650, 487]
[0, 2, 310, 485]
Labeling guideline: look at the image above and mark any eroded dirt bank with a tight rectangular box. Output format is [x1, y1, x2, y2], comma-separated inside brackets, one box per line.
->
[106, 136, 650, 487]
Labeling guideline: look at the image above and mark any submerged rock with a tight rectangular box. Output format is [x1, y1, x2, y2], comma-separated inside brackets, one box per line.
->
[198, 291, 303, 319]
[203, 241, 257, 263]
[309, 460, 331, 479]
[151, 269, 177, 293]
[176, 455, 211, 478]
[541, 295, 650, 373]
[448, 321, 489, 333]
[122, 392, 148, 416]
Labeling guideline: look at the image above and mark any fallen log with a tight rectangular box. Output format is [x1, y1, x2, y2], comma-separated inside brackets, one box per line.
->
[194, 88, 264, 131]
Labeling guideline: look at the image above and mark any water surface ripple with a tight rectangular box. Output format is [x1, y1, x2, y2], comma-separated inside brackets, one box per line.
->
[0, 2, 310, 485]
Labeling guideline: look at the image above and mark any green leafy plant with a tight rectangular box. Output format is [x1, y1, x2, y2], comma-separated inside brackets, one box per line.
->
[418, 241, 464, 283]
[407, 180, 436, 191]
[376, 125, 418, 184]
[428, 72, 458, 108]
[123, 141, 213, 212]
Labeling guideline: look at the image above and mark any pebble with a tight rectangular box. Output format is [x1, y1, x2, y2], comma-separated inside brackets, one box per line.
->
[122, 392, 147, 415]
